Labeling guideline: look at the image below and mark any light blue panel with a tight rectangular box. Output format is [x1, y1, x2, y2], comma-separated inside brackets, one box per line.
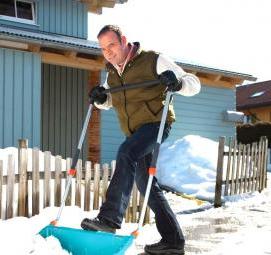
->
[100, 83, 236, 163]
[41, 64, 88, 160]
[0, 48, 41, 148]
[37, 0, 88, 38]
[3, 50, 14, 145]
[0, 49, 3, 146]
[168, 85, 236, 143]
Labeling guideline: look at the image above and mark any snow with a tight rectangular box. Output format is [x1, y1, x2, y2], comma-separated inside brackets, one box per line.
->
[0, 135, 271, 254]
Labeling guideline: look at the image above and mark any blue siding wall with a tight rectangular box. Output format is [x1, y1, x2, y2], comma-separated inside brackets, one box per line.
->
[100, 84, 236, 163]
[168, 85, 236, 142]
[42, 64, 89, 160]
[0, 48, 41, 148]
[38, 0, 88, 38]
[0, 0, 88, 38]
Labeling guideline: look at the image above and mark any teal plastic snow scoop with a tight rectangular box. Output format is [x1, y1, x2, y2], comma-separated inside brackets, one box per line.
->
[39, 225, 134, 255]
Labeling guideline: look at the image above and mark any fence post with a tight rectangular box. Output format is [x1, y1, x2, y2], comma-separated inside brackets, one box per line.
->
[44, 151, 51, 208]
[65, 158, 72, 206]
[101, 164, 109, 203]
[214, 136, 225, 207]
[0, 160, 2, 219]
[263, 137, 268, 189]
[75, 160, 82, 207]
[54, 156, 62, 206]
[6, 155, 15, 219]
[18, 139, 28, 217]
[93, 164, 100, 210]
[84, 161, 92, 211]
[32, 148, 40, 216]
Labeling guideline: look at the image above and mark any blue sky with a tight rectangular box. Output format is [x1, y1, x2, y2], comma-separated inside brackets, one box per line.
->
[88, 0, 271, 82]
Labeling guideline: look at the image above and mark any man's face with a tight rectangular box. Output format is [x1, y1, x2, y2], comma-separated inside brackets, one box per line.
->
[98, 31, 127, 66]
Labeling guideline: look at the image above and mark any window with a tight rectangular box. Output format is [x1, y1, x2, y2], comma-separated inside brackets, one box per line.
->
[0, 0, 35, 24]
[250, 91, 265, 98]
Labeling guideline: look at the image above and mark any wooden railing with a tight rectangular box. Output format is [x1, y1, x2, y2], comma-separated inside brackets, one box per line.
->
[0, 139, 150, 223]
[214, 136, 268, 207]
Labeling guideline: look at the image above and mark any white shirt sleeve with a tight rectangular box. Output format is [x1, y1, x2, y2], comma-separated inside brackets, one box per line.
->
[93, 75, 113, 110]
[157, 54, 201, 96]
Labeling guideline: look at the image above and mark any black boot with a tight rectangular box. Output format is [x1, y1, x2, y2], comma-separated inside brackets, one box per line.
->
[81, 217, 116, 234]
[144, 240, 185, 255]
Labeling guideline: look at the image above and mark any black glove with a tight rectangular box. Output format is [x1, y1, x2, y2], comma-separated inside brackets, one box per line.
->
[89, 86, 107, 104]
[159, 70, 182, 92]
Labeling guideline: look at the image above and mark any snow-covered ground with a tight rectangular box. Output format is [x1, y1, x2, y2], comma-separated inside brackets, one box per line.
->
[0, 135, 270, 254]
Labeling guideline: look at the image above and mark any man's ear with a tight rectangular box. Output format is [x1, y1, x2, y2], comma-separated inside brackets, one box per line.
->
[121, 35, 127, 46]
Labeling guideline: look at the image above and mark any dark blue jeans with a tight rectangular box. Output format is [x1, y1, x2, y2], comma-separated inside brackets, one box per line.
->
[98, 122, 185, 246]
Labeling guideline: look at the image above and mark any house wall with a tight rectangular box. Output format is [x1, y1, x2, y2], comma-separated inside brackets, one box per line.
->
[242, 106, 271, 122]
[0, 0, 88, 38]
[38, 0, 88, 38]
[0, 48, 41, 148]
[100, 84, 236, 163]
[41, 64, 89, 160]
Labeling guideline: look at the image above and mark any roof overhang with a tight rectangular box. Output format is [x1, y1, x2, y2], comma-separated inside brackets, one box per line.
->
[0, 26, 104, 71]
[0, 25, 257, 85]
[79, 0, 128, 14]
[177, 61, 257, 89]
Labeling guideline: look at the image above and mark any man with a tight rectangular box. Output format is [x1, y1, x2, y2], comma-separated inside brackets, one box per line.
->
[81, 25, 200, 255]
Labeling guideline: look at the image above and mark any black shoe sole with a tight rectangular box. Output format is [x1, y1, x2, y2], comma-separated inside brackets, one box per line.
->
[81, 218, 116, 234]
[144, 249, 185, 255]
[145, 252, 184, 255]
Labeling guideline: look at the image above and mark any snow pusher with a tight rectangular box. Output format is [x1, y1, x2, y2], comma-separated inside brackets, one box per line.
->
[39, 80, 173, 255]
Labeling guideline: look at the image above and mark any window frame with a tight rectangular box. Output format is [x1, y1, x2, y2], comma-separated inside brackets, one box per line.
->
[0, 0, 36, 25]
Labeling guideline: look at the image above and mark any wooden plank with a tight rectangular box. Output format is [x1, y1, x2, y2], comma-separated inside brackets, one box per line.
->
[251, 143, 258, 192]
[256, 139, 262, 191]
[65, 158, 72, 206]
[0, 160, 2, 219]
[239, 144, 246, 194]
[18, 139, 28, 217]
[93, 164, 100, 210]
[214, 136, 225, 207]
[263, 137, 268, 189]
[234, 143, 242, 194]
[44, 151, 51, 208]
[230, 139, 237, 196]
[224, 137, 233, 196]
[6, 155, 15, 219]
[32, 148, 40, 216]
[101, 164, 109, 203]
[75, 160, 82, 207]
[125, 203, 130, 223]
[84, 161, 92, 211]
[258, 137, 264, 191]
[247, 143, 255, 192]
[54, 156, 62, 206]
[243, 144, 250, 193]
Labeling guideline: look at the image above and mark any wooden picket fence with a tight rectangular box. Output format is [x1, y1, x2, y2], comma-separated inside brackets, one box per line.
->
[214, 136, 269, 207]
[0, 139, 150, 223]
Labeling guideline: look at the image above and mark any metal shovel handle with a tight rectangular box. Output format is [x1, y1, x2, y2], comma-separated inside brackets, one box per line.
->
[104, 79, 160, 94]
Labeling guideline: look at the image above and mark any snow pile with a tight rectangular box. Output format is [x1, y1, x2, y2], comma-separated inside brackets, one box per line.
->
[157, 135, 219, 200]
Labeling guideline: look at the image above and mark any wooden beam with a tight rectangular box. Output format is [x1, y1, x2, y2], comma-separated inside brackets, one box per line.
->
[64, 51, 77, 59]
[0, 40, 28, 50]
[100, 0, 116, 8]
[28, 44, 41, 53]
[41, 52, 104, 71]
[198, 77, 236, 89]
